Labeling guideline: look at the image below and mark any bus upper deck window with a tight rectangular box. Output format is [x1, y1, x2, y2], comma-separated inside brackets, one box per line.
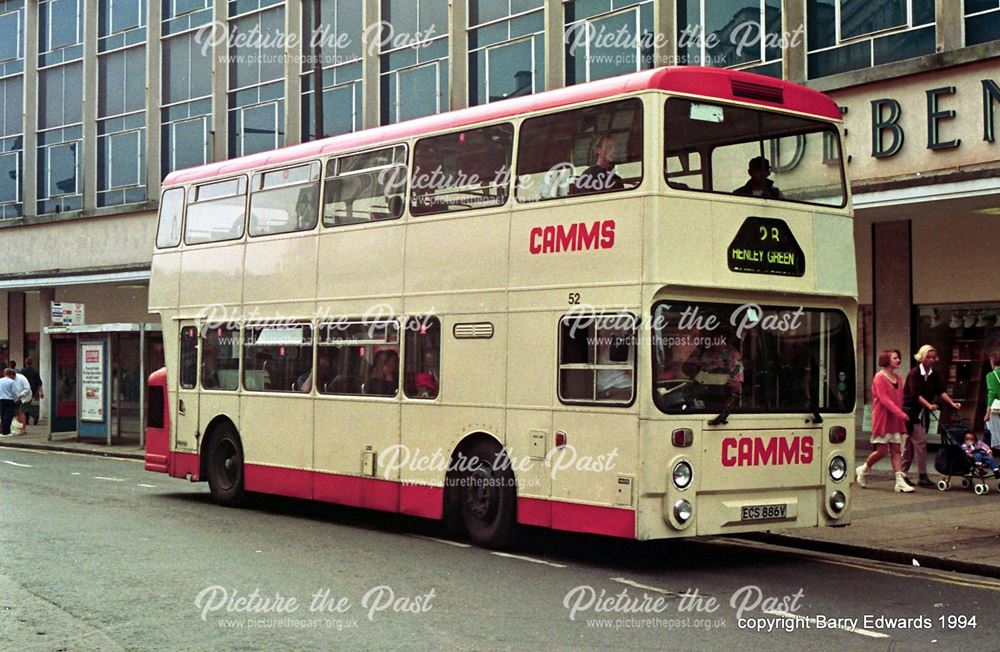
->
[156, 187, 185, 248]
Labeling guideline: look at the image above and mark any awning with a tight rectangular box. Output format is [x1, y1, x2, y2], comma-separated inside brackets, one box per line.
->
[0, 269, 150, 291]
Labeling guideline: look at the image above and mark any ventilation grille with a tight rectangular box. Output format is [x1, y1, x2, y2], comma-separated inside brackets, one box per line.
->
[453, 322, 494, 339]
[731, 80, 784, 104]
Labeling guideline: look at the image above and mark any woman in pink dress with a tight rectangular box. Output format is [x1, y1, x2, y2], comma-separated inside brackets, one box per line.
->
[856, 349, 913, 492]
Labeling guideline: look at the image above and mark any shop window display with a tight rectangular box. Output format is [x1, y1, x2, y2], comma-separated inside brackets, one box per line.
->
[915, 306, 1000, 434]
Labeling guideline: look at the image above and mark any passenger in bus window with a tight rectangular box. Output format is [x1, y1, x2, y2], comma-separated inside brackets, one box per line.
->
[733, 156, 783, 199]
[295, 186, 319, 230]
[366, 350, 399, 396]
[572, 135, 624, 195]
[202, 349, 219, 389]
[297, 356, 332, 393]
[414, 350, 439, 397]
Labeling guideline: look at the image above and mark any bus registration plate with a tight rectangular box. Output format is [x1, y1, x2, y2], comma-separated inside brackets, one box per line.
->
[741, 504, 787, 521]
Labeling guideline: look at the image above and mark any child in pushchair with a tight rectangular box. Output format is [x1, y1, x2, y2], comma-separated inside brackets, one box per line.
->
[935, 426, 1000, 495]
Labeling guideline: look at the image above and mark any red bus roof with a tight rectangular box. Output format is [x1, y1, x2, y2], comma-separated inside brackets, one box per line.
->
[163, 66, 841, 187]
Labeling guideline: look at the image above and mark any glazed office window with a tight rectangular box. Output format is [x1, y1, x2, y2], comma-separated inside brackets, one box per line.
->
[676, 0, 781, 78]
[379, 0, 449, 124]
[184, 176, 247, 244]
[515, 99, 643, 202]
[161, 28, 212, 176]
[37, 58, 83, 214]
[202, 326, 240, 391]
[249, 161, 321, 236]
[410, 124, 514, 216]
[323, 145, 407, 226]
[163, 0, 212, 36]
[228, 4, 285, 157]
[39, 0, 83, 56]
[806, 0, 935, 78]
[564, 0, 653, 85]
[966, 0, 1000, 46]
[0, 72, 21, 219]
[300, 0, 363, 141]
[467, 0, 544, 107]
[98, 38, 147, 207]
[0, 5, 22, 65]
[404, 316, 441, 399]
[156, 187, 185, 248]
[242, 324, 313, 393]
[558, 313, 637, 405]
[179, 326, 198, 389]
[317, 320, 400, 397]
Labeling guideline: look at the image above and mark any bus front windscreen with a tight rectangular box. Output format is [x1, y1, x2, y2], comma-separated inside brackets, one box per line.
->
[664, 98, 846, 207]
[651, 301, 855, 416]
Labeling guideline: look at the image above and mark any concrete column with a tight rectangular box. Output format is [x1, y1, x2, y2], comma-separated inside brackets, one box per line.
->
[83, 0, 98, 211]
[37, 288, 54, 426]
[653, 0, 675, 67]
[783, 0, 807, 83]
[872, 221, 912, 367]
[212, 0, 229, 161]
[448, 0, 467, 111]
[543, 0, 563, 90]
[8, 291, 24, 364]
[146, 0, 163, 197]
[935, 0, 963, 52]
[284, 0, 302, 146]
[22, 1, 38, 217]
[362, 0, 381, 128]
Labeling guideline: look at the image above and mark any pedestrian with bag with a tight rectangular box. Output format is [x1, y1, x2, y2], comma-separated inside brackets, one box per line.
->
[902, 345, 961, 487]
[856, 349, 913, 492]
[984, 350, 1000, 447]
[0, 368, 18, 436]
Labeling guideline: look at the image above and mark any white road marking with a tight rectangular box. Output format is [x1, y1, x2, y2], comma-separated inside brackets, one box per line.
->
[93, 476, 125, 482]
[3, 460, 32, 467]
[406, 534, 471, 548]
[490, 551, 566, 568]
[609, 577, 681, 597]
[71, 472, 81, 475]
[136, 483, 157, 488]
[764, 610, 889, 639]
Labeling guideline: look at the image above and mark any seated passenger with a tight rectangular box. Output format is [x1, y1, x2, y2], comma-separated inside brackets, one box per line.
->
[733, 156, 783, 199]
[366, 350, 399, 396]
[572, 135, 624, 195]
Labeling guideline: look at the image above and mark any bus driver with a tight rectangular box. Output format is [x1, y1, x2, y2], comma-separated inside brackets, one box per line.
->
[733, 156, 783, 199]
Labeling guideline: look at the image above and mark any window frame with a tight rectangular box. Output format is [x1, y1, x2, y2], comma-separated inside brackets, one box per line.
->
[155, 186, 185, 249]
[557, 311, 638, 408]
[322, 143, 409, 227]
[316, 318, 401, 398]
[248, 160, 322, 237]
[183, 175, 248, 245]
[403, 315, 441, 400]
[201, 324, 242, 391]
[241, 322, 315, 394]
[179, 325, 198, 389]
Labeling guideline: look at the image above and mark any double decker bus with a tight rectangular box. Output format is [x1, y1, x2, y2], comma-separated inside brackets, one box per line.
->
[145, 66, 856, 548]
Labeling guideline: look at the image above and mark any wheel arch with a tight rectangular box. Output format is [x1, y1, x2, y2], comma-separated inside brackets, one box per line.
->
[199, 414, 241, 481]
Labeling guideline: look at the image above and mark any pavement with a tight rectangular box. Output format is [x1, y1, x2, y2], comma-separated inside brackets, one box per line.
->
[3, 425, 999, 577]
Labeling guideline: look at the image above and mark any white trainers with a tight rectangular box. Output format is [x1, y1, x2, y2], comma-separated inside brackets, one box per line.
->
[855, 464, 868, 488]
[894, 472, 915, 493]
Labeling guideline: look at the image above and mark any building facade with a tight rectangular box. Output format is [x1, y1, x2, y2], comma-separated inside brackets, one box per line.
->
[2, 0, 1000, 432]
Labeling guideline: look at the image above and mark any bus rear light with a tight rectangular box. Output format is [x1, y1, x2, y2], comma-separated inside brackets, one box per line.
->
[555, 431, 567, 448]
[673, 499, 693, 524]
[828, 425, 846, 444]
[829, 491, 847, 513]
[672, 428, 693, 447]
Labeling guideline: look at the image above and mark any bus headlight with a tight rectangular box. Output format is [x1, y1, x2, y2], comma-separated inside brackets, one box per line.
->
[829, 455, 847, 482]
[829, 491, 847, 513]
[672, 461, 692, 490]
[673, 499, 693, 523]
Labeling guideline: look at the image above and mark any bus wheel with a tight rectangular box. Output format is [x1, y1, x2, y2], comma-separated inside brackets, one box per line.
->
[205, 425, 245, 507]
[457, 440, 518, 549]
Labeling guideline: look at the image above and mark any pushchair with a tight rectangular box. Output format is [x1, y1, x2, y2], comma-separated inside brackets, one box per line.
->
[934, 423, 1000, 495]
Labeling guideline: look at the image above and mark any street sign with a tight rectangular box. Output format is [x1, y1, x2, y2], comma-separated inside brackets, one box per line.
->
[51, 302, 86, 326]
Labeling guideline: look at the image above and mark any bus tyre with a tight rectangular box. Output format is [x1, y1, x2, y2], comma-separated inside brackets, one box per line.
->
[205, 425, 246, 507]
[457, 440, 518, 549]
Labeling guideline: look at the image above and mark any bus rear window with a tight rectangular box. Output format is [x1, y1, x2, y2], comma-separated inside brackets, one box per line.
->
[156, 187, 184, 248]
[664, 98, 846, 207]
[516, 99, 643, 202]
[184, 176, 247, 244]
[410, 124, 513, 216]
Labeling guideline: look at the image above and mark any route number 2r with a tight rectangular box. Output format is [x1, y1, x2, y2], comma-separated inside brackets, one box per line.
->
[759, 226, 780, 242]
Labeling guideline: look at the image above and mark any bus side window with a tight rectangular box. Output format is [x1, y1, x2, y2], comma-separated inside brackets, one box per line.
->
[242, 324, 313, 393]
[516, 98, 643, 204]
[317, 320, 400, 397]
[249, 162, 321, 237]
[404, 316, 441, 399]
[201, 326, 240, 391]
[323, 145, 407, 226]
[558, 313, 636, 405]
[665, 150, 703, 191]
[179, 326, 198, 389]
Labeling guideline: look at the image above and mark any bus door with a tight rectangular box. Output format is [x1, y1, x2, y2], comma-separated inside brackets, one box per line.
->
[174, 324, 201, 454]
